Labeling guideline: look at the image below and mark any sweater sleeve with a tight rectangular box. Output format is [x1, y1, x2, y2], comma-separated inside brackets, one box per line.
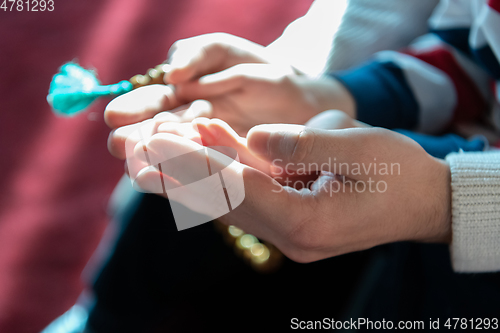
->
[445, 150, 500, 272]
[328, 37, 491, 133]
[325, 0, 438, 72]
[266, 0, 439, 77]
[328, 0, 499, 133]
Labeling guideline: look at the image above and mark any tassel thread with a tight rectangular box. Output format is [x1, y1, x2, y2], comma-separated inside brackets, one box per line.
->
[47, 63, 133, 116]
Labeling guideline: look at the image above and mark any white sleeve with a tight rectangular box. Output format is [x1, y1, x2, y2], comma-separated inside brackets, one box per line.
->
[267, 0, 439, 76]
[265, 0, 348, 77]
[326, 0, 439, 71]
[446, 151, 500, 272]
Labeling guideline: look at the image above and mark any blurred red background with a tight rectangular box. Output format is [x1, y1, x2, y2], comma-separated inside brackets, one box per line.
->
[0, 1, 312, 332]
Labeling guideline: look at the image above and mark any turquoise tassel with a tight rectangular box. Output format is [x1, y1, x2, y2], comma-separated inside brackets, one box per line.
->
[47, 62, 133, 116]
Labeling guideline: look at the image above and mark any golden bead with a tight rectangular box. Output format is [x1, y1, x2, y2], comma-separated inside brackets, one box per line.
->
[238, 234, 257, 250]
[251, 244, 270, 264]
[250, 243, 265, 257]
[212, 222, 284, 273]
[228, 225, 244, 238]
[147, 68, 164, 84]
[158, 63, 171, 73]
[130, 74, 151, 89]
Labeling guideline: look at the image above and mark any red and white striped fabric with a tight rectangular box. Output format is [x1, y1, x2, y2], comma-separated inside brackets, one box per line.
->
[332, 0, 500, 137]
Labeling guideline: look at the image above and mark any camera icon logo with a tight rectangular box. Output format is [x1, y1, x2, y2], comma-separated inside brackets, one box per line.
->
[124, 118, 245, 230]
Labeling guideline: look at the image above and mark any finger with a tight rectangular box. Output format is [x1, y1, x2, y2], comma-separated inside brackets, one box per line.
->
[174, 63, 293, 101]
[104, 85, 180, 128]
[108, 113, 165, 160]
[305, 110, 370, 130]
[120, 119, 160, 178]
[165, 33, 266, 85]
[151, 110, 182, 125]
[157, 122, 202, 144]
[178, 99, 213, 122]
[109, 102, 207, 160]
[192, 118, 270, 174]
[135, 136, 299, 238]
[126, 158, 151, 183]
[152, 100, 212, 125]
[108, 121, 147, 160]
[133, 166, 178, 194]
[134, 131, 309, 242]
[165, 35, 230, 84]
[140, 133, 240, 190]
[134, 133, 245, 219]
[246, 124, 401, 179]
[174, 64, 250, 100]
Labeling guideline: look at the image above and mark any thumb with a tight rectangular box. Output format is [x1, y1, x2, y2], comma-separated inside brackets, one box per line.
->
[174, 64, 250, 101]
[175, 63, 294, 101]
[165, 33, 267, 85]
[166, 40, 227, 84]
[132, 133, 292, 232]
[165, 33, 243, 84]
[247, 124, 382, 178]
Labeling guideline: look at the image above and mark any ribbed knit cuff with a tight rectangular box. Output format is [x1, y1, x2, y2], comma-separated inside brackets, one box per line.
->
[445, 151, 500, 272]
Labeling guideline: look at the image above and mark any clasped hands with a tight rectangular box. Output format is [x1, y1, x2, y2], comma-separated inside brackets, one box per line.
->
[105, 33, 451, 263]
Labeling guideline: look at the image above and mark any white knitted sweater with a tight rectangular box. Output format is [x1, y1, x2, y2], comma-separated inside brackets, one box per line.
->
[446, 151, 500, 272]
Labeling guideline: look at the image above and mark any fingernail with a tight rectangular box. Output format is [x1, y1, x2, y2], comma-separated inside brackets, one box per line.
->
[248, 124, 304, 160]
[247, 126, 271, 157]
[157, 122, 178, 133]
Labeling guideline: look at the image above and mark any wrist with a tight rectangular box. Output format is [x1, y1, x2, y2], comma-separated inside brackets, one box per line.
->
[424, 157, 452, 244]
[295, 76, 357, 120]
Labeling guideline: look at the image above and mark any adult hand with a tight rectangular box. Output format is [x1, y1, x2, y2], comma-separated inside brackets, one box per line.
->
[104, 33, 272, 130]
[165, 33, 272, 85]
[104, 33, 355, 135]
[130, 119, 451, 263]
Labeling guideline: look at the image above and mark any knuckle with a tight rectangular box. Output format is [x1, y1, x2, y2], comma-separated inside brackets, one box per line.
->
[277, 74, 293, 86]
[286, 217, 320, 253]
[204, 42, 230, 60]
[330, 110, 354, 129]
[231, 72, 248, 86]
[329, 109, 349, 121]
[290, 129, 315, 164]
[206, 32, 232, 44]
[171, 39, 182, 49]
[107, 131, 121, 158]
[169, 39, 188, 54]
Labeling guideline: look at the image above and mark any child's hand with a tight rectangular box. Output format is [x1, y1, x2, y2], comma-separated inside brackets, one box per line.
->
[104, 32, 272, 130]
[104, 33, 356, 135]
[165, 33, 273, 85]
